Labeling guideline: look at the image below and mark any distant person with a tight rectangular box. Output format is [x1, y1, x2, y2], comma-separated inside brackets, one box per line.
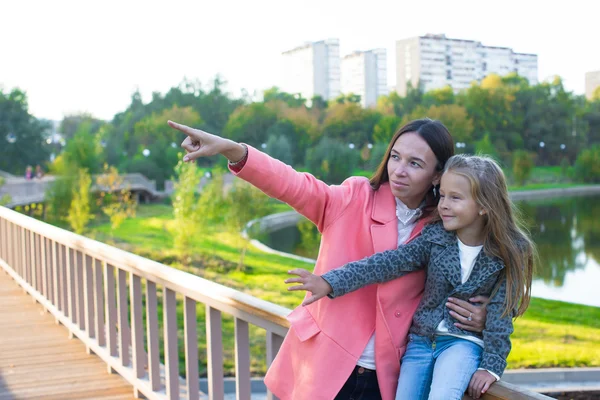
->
[25, 166, 33, 180]
[35, 165, 44, 179]
[169, 118, 490, 400]
[287, 155, 536, 400]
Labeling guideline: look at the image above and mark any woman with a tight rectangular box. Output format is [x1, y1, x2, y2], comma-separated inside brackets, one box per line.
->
[168, 118, 489, 400]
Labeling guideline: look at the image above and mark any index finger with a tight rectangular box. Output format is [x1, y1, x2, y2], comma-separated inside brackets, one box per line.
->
[288, 269, 310, 277]
[168, 120, 196, 137]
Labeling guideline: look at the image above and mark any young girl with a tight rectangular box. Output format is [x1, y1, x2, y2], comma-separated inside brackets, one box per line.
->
[286, 154, 535, 400]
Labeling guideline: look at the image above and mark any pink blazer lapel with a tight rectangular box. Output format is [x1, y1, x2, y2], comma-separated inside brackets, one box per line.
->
[370, 183, 398, 254]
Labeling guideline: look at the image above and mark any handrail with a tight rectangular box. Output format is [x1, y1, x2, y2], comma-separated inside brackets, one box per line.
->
[0, 205, 552, 400]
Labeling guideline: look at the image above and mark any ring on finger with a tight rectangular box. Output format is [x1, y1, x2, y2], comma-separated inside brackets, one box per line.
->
[467, 312, 473, 322]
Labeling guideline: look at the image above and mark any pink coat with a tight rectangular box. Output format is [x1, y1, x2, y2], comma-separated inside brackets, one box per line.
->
[232, 146, 427, 400]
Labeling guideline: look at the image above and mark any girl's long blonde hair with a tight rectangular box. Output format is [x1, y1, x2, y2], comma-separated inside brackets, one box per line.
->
[443, 154, 536, 317]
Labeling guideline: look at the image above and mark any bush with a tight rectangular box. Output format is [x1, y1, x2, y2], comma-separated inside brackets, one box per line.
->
[66, 169, 93, 234]
[305, 137, 360, 184]
[574, 145, 600, 183]
[512, 150, 534, 186]
[265, 134, 293, 166]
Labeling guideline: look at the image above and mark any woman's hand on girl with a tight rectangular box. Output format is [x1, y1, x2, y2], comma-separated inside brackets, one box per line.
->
[286, 269, 333, 306]
[446, 295, 489, 332]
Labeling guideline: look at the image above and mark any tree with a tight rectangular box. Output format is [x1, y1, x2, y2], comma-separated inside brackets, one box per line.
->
[225, 179, 273, 269]
[322, 103, 381, 146]
[126, 105, 202, 189]
[263, 87, 306, 108]
[574, 145, 600, 183]
[223, 103, 277, 147]
[67, 169, 92, 234]
[373, 115, 402, 145]
[0, 88, 51, 174]
[402, 104, 474, 145]
[172, 159, 203, 262]
[265, 134, 293, 166]
[62, 121, 103, 174]
[59, 113, 105, 141]
[305, 137, 360, 184]
[96, 165, 137, 236]
[474, 133, 500, 162]
[512, 150, 534, 186]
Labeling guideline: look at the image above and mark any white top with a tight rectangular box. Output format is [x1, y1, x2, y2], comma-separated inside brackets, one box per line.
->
[436, 237, 483, 344]
[356, 198, 422, 370]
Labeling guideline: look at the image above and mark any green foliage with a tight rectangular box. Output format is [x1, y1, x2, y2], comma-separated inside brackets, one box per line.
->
[372, 115, 401, 145]
[172, 159, 203, 261]
[224, 179, 274, 269]
[67, 169, 93, 234]
[0, 177, 10, 206]
[366, 142, 389, 172]
[512, 150, 534, 186]
[474, 133, 500, 162]
[96, 165, 137, 234]
[574, 145, 600, 183]
[305, 137, 360, 184]
[402, 104, 474, 144]
[265, 134, 293, 166]
[63, 122, 102, 173]
[59, 113, 105, 141]
[560, 157, 570, 178]
[0, 88, 51, 174]
[263, 87, 306, 107]
[223, 103, 277, 147]
[295, 218, 321, 259]
[196, 169, 228, 225]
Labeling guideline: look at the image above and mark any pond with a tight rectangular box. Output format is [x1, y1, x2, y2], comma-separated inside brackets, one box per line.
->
[259, 195, 600, 307]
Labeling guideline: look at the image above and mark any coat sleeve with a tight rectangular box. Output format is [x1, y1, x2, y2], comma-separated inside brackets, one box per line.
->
[230, 145, 363, 232]
[321, 229, 432, 298]
[479, 276, 515, 377]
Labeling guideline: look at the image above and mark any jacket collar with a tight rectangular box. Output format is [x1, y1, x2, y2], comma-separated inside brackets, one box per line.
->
[371, 182, 397, 224]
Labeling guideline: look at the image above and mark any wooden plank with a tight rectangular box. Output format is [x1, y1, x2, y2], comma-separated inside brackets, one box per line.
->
[0, 272, 134, 400]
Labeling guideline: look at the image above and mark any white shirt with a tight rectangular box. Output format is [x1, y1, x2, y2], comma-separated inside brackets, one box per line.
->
[356, 198, 422, 370]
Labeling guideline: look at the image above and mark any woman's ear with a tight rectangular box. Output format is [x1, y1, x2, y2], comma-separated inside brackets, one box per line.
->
[432, 173, 442, 187]
[479, 209, 487, 216]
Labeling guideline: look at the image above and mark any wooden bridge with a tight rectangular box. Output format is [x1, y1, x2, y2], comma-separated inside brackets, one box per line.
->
[0, 205, 551, 400]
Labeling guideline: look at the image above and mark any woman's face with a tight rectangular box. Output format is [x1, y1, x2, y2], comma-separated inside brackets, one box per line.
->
[386, 132, 441, 209]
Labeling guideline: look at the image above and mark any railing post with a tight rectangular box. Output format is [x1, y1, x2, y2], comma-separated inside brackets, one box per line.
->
[266, 332, 284, 400]
[67, 247, 76, 323]
[84, 255, 95, 341]
[117, 268, 130, 366]
[76, 251, 85, 331]
[164, 288, 180, 400]
[104, 262, 118, 358]
[184, 297, 199, 400]
[235, 318, 251, 400]
[94, 258, 106, 347]
[146, 281, 160, 391]
[206, 305, 224, 400]
[130, 273, 144, 380]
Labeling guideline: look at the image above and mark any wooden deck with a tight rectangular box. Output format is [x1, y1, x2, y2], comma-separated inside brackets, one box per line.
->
[0, 271, 135, 400]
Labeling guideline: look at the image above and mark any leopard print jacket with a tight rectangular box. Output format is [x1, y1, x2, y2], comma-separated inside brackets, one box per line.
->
[321, 221, 515, 377]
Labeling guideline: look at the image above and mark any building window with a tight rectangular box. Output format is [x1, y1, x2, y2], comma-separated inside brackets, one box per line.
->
[482, 62, 487, 71]
[447, 71, 452, 80]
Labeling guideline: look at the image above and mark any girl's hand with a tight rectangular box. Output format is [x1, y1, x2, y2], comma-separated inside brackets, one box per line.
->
[446, 295, 489, 332]
[167, 120, 246, 163]
[468, 370, 496, 399]
[285, 269, 333, 306]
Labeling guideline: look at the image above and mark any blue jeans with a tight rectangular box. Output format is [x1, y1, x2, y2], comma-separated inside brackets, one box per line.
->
[395, 334, 482, 400]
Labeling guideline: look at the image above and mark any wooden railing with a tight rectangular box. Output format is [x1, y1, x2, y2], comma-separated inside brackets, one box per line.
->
[0, 205, 552, 400]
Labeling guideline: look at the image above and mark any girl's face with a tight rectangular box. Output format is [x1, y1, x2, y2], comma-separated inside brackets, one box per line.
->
[386, 132, 440, 209]
[438, 171, 486, 245]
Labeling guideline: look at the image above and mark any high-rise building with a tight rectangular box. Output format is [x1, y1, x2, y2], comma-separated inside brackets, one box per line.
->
[341, 49, 388, 108]
[280, 39, 340, 102]
[585, 70, 600, 100]
[395, 34, 538, 95]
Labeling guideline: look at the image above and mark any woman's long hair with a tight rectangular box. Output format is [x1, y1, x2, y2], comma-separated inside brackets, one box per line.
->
[443, 154, 536, 317]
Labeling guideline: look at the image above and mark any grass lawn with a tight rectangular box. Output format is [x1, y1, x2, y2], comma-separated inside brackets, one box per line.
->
[85, 204, 600, 375]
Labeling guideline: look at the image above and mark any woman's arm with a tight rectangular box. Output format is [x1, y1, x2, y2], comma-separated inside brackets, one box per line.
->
[286, 233, 431, 305]
[169, 120, 357, 232]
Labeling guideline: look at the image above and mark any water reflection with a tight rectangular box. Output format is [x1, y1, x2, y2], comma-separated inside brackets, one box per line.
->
[261, 195, 600, 307]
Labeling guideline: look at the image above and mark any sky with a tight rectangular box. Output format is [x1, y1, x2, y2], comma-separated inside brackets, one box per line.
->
[1, 0, 599, 122]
